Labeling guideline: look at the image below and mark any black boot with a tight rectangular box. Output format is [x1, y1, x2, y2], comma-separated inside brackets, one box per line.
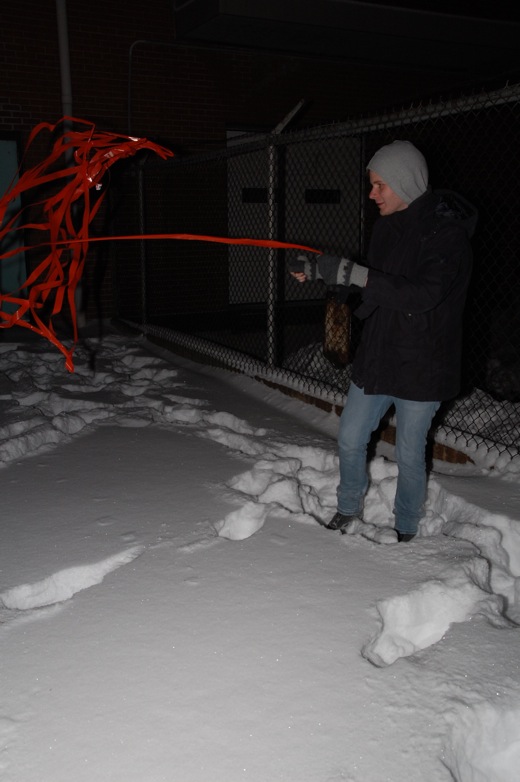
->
[326, 512, 360, 534]
[396, 532, 416, 543]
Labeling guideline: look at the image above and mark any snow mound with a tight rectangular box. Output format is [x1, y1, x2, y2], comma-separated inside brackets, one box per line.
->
[443, 701, 520, 782]
[363, 558, 506, 666]
[215, 501, 269, 540]
[0, 546, 144, 610]
[204, 410, 267, 436]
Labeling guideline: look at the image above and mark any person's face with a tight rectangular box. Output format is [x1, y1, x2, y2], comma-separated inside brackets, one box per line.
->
[368, 170, 408, 216]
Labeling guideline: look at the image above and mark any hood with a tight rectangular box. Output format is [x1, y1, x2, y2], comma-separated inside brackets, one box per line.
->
[433, 189, 478, 239]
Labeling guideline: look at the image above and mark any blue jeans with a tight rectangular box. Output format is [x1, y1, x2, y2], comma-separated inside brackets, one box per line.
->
[337, 383, 440, 535]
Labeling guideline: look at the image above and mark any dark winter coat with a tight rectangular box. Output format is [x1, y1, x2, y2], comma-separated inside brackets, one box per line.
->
[351, 189, 477, 401]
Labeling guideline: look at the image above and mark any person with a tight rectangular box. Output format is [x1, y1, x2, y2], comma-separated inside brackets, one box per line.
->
[289, 140, 477, 542]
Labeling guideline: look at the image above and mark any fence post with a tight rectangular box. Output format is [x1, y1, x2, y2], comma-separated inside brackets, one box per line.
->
[266, 142, 277, 369]
[266, 100, 305, 369]
[137, 161, 147, 327]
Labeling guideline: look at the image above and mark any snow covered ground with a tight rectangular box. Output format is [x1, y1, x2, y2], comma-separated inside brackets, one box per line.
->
[0, 328, 519, 782]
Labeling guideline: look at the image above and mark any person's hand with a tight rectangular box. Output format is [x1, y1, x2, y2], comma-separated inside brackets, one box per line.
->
[288, 253, 369, 287]
[287, 255, 320, 282]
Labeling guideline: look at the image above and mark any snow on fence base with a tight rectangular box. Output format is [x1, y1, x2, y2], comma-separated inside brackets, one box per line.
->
[126, 322, 520, 472]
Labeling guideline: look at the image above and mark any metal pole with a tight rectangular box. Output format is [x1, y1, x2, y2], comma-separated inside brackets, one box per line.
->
[266, 100, 305, 369]
[56, 0, 72, 120]
[266, 143, 277, 368]
[137, 163, 147, 326]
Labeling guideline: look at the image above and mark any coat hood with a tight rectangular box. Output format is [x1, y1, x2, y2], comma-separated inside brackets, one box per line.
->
[433, 189, 478, 239]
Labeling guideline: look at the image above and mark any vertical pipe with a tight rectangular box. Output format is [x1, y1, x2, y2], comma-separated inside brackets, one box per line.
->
[56, 0, 73, 120]
[56, 0, 83, 321]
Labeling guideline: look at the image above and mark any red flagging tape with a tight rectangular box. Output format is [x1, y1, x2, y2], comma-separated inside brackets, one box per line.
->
[0, 118, 319, 371]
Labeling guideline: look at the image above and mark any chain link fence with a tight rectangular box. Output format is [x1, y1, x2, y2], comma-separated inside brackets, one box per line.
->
[110, 82, 520, 467]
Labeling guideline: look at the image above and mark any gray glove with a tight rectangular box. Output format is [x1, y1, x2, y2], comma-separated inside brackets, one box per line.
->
[289, 253, 368, 287]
